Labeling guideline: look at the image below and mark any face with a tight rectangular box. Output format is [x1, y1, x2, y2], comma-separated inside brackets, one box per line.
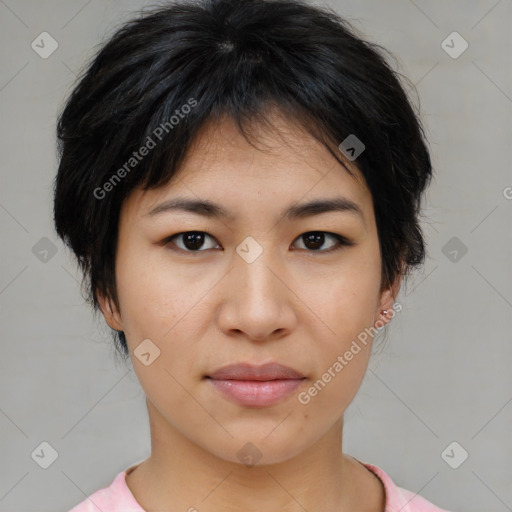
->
[99, 112, 399, 466]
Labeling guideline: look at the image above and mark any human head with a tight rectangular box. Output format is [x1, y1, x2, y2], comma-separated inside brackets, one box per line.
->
[53, 0, 432, 361]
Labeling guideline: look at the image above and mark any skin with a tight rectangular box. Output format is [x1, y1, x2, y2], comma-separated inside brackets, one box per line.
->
[98, 110, 402, 512]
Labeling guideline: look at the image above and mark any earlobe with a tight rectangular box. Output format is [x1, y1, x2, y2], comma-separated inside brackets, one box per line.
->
[375, 271, 403, 327]
[97, 292, 124, 331]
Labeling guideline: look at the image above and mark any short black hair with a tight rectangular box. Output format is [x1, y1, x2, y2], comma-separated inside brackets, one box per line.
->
[53, 0, 433, 359]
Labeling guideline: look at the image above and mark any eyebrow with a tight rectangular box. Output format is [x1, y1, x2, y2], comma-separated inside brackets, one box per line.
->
[144, 196, 365, 224]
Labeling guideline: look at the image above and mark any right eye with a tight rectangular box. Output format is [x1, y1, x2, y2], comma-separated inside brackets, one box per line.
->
[163, 231, 221, 253]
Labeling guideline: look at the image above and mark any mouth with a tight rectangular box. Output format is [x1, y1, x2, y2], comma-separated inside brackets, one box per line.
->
[205, 362, 306, 407]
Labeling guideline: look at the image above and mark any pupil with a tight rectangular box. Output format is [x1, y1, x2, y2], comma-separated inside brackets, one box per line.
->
[185, 232, 204, 250]
[304, 232, 324, 250]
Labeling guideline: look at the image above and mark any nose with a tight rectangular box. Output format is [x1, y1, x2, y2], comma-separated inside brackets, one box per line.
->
[216, 245, 298, 342]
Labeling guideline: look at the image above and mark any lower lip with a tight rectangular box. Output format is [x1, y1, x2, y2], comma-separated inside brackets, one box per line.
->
[208, 378, 305, 407]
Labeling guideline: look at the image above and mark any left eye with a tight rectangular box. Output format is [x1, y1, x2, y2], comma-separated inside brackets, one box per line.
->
[293, 231, 353, 252]
[163, 231, 353, 253]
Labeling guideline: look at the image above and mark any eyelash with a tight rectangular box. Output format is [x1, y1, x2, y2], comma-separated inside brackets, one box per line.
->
[162, 231, 354, 254]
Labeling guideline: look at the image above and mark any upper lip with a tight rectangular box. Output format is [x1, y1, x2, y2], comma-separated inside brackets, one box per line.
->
[207, 362, 305, 381]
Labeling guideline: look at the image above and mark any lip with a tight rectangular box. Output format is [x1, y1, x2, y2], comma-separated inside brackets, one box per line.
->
[207, 362, 305, 380]
[206, 362, 306, 407]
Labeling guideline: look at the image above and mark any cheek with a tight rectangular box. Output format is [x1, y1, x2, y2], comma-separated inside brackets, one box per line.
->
[299, 323, 373, 418]
[294, 341, 372, 431]
[312, 250, 381, 339]
[114, 245, 190, 337]
[115, 249, 207, 378]
[303, 246, 380, 399]
[118, 267, 203, 410]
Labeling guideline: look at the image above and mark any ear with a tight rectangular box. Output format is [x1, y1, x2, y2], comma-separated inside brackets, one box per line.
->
[97, 291, 124, 332]
[374, 267, 403, 327]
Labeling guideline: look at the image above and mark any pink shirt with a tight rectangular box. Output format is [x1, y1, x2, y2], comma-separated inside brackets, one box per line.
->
[68, 459, 453, 511]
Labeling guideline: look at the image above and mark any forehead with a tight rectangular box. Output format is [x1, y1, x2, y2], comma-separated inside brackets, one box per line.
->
[183, 113, 362, 181]
[122, 112, 373, 223]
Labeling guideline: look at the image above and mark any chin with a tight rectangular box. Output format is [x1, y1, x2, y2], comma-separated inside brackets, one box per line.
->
[198, 428, 314, 467]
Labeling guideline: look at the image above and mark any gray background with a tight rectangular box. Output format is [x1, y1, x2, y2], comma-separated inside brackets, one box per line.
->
[0, 1, 511, 511]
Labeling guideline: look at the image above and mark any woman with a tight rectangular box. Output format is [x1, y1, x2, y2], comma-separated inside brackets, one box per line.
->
[54, 0, 452, 510]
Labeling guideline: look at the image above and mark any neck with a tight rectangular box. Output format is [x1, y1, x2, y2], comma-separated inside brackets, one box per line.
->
[126, 400, 383, 512]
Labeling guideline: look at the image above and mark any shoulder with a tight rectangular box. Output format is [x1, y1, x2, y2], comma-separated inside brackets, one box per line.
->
[396, 485, 454, 512]
[360, 461, 454, 512]
[67, 464, 144, 512]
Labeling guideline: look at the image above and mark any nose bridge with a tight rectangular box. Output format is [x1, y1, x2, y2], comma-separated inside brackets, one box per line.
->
[217, 235, 296, 339]
[217, 231, 297, 341]
[234, 236, 283, 303]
